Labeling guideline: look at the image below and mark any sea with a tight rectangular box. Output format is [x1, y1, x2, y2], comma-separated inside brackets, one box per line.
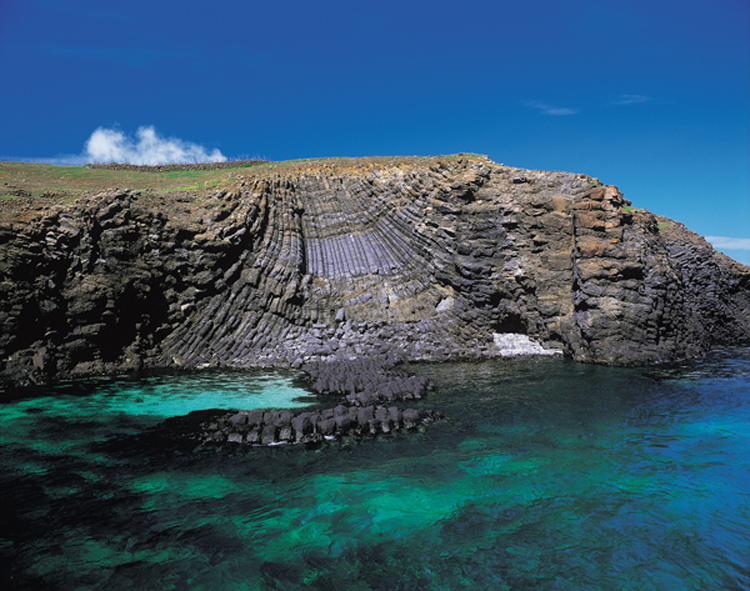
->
[1, 349, 749, 590]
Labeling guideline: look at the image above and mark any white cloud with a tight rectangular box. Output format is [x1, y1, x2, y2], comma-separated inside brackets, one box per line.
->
[83, 126, 227, 165]
[705, 236, 750, 250]
[524, 101, 578, 116]
[612, 94, 650, 106]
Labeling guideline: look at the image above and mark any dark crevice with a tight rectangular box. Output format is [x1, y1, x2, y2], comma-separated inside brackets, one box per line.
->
[492, 313, 526, 334]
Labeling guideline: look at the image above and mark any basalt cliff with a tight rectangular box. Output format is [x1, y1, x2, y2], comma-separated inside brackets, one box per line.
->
[2, 155, 749, 389]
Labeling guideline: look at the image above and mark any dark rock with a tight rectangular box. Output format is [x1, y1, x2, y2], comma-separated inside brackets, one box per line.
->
[276, 411, 293, 427]
[263, 410, 279, 426]
[228, 411, 248, 426]
[357, 406, 375, 425]
[318, 418, 336, 437]
[260, 425, 277, 445]
[333, 404, 349, 417]
[334, 414, 351, 433]
[291, 415, 313, 439]
[402, 409, 422, 429]
[356, 392, 372, 406]
[380, 417, 394, 433]
[247, 409, 264, 427]
[278, 425, 294, 442]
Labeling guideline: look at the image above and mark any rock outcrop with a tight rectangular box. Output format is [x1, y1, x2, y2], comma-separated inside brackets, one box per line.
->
[1, 155, 749, 389]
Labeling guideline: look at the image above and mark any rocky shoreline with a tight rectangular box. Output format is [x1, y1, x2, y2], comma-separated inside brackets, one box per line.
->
[2, 156, 749, 439]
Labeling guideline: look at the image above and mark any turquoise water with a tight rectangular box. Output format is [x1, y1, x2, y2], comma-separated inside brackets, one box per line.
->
[2, 352, 749, 590]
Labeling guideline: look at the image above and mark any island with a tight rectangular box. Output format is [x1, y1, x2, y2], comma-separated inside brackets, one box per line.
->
[2, 155, 748, 443]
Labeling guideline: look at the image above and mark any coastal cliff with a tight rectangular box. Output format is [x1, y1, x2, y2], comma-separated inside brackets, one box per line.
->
[2, 155, 749, 388]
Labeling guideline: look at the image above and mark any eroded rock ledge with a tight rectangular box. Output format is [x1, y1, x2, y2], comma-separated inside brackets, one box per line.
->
[2, 155, 749, 393]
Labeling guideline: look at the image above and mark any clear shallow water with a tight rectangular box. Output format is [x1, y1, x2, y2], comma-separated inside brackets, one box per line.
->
[2, 352, 749, 590]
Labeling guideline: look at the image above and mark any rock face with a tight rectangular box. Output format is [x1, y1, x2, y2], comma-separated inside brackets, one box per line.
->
[1, 155, 749, 388]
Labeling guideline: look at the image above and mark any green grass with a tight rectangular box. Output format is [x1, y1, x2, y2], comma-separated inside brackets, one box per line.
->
[0, 154, 493, 208]
[0, 162, 247, 199]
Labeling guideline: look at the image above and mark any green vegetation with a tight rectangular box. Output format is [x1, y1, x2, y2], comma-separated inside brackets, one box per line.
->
[0, 154, 491, 217]
[622, 205, 668, 232]
[444, 153, 487, 161]
[0, 161, 251, 199]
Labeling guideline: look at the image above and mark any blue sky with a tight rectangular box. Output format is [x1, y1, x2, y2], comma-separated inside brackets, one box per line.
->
[1, 0, 748, 263]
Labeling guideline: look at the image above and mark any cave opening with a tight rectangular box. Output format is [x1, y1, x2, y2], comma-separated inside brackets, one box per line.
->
[492, 313, 527, 334]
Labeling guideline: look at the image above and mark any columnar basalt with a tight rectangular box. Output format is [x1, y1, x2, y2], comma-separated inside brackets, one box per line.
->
[1, 156, 749, 390]
[202, 358, 440, 446]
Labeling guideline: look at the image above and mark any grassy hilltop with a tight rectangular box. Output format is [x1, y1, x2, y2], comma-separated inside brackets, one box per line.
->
[0, 154, 489, 225]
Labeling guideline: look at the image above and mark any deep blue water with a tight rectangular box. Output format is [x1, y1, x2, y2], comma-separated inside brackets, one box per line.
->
[1, 351, 749, 590]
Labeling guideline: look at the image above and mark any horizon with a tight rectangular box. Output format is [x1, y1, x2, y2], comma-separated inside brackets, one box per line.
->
[1, 0, 748, 264]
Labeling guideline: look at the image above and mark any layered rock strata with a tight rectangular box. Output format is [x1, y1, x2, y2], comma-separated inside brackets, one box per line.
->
[1, 156, 749, 391]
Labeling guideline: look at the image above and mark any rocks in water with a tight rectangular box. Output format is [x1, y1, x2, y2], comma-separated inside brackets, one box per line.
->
[204, 403, 440, 446]
[200, 358, 442, 446]
[301, 357, 434, 404]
